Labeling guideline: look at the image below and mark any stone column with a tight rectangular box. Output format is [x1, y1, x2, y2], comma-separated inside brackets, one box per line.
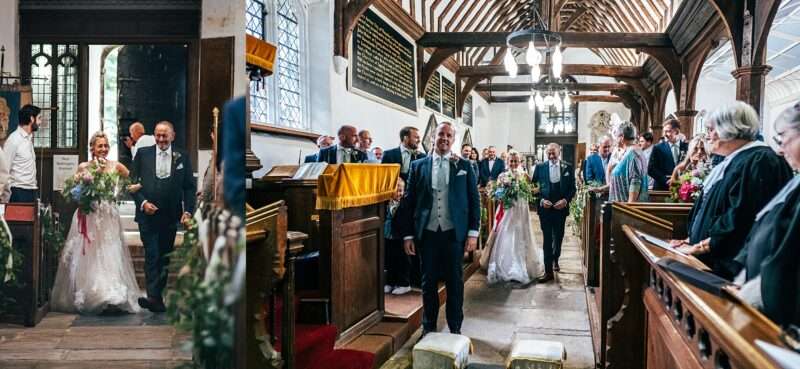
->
[732, 65, 772, 116]
[675, 110, 698, 138]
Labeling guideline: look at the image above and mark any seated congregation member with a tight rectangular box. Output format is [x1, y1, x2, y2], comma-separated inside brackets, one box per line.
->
[400, 122, 480, 336]
[479, 146, 505, 187]
[533, 143, 576, 280]
[317, 125, 367, 164]
[384, 178, 411, 295]
[608, 122, 648, 203]
[461, 143, 479, 178]
[734, 103, 800, 326]
[669, 135, 708, 185]
[649, 119, 689, 190]
[382, 126, 426, 181]
[584, 136, 612, 185]
[670, 102, 793, 279]
[305, 135, 333, 163]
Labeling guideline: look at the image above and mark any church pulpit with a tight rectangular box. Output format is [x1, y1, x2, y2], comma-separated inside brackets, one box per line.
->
[0, 203, 48, 326]
[624, 225, 785, 369]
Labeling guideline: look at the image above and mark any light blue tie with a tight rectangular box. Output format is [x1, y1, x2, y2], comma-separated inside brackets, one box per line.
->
[435, 157, 447, 190]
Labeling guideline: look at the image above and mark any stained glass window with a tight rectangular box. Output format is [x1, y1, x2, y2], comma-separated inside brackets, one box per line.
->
[30, 43, 79, 149]
[246, 0, 307, 131]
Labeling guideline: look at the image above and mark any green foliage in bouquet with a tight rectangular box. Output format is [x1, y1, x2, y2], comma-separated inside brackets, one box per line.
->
[0, 217, 22, 311]
[167, 219, 237, 369]
[488, 172, 536, 209]
[62, 160, 131, 215]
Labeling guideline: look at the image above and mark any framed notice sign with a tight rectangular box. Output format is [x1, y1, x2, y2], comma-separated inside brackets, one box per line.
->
[53, 155, 79, 191]
[350, 9, 417, 114]
[462, 95, 473, 127]
[423, 71, 441, 112]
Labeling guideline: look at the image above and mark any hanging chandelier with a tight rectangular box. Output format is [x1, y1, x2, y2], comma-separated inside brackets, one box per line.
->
[503, 0, 573, 113]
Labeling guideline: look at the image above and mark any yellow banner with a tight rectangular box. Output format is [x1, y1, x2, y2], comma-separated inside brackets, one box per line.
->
[246, 34, 276, 75]
[316, 164, 401, 210]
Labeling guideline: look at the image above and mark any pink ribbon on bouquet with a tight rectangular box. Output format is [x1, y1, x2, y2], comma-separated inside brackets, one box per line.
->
[78, 212, 91, 255]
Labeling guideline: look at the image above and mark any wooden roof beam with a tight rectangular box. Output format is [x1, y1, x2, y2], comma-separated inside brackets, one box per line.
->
[474, 82, 633, 92]
[458, 64, 645, 78]
[490, 95, 624, 103]
[417, 31, 673, 48]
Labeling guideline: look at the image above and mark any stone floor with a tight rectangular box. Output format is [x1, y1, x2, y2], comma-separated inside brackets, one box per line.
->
[382, 217, 595, 369]
[0, 311, 192, 368]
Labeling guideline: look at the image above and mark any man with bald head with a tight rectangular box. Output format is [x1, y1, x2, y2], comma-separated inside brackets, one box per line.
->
[533, 143, 576, 282]
[125, 120, 156, 159]
[317, 125, 367, 164]
[584, 136, 612, 184]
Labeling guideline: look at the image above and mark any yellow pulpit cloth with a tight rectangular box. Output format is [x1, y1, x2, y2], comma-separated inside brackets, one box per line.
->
[316, 164, 400, 210]
[246, 34, 276, 76]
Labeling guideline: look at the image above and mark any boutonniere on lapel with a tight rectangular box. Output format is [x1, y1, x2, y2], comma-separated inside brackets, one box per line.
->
[172, 151, 182, 167]
[448, 155, 460, 167]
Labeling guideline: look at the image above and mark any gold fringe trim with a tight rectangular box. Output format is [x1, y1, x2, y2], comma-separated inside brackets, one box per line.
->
[315, 191, 396, 210]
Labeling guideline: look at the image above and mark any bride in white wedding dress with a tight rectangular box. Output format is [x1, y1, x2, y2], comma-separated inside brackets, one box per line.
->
[51, 131, 142, 314]
[481, 151, 544, 285]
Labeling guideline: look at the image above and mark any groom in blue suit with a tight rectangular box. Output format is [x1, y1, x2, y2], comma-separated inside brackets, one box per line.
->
[401, 122, 480, 336]
[131, 121, 196, 312]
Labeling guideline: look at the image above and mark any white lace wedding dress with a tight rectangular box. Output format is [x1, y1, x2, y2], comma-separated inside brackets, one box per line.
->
[484, 170, 544, 285]
[51, 177, 142, 314]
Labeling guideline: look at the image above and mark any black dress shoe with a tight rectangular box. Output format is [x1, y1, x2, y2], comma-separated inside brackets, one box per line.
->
[138, 297, 167, 313]
[537, 273, 555, 283]
[553, 261, 561, 272]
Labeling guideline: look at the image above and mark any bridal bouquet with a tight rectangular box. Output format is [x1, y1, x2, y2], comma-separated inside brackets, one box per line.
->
[670, 164, 710, 203]
[62, 159, 129, 215]
[489, 170, 536, 209]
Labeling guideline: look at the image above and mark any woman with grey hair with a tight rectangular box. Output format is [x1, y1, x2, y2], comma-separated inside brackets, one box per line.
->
[608, 122, 648, 202]
[670, 101, 793, 279]
[732, 102, 800, 326]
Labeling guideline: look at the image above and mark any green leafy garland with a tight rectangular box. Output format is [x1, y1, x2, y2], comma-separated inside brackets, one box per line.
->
[569, 181, 602, 237]
[167, 219, 237, 369]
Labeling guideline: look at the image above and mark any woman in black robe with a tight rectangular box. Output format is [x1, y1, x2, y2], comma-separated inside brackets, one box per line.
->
[734, 102, 800, 326]
[670, 102, 793, 279]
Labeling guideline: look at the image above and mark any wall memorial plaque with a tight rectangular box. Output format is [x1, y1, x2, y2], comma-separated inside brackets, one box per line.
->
[350, 9, 417, 113]
[424, 71, 441, 112]
[441, 76, 456, 119]
[462, 94, 473, 127]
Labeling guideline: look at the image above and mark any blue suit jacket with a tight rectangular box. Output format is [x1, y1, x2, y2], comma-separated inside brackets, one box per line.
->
[222, 97, 245, 216]
[479, 159, 506, 186]
[533, 162, 576, 214]
[303, 153, 318, 163]
[131, 146, 197, 225]
[648, 141, 688, 190]
[583, 153, 606, 185]
[317, 145, 367, 164]
[381, 146, 426, 180]
[401, 156, 481, 243]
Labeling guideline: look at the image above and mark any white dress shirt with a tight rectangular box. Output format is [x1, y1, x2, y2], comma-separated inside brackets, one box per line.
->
[400, 145, 414, 174]
[488, 159, 496, 172]
[132, 134, 156, 159]
[156, 145, 172, 179]
[4, 128, 37, 190]
[336, 145, 355, 164]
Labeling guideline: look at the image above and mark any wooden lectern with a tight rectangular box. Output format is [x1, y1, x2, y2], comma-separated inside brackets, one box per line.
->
[0, 203, 47, 326]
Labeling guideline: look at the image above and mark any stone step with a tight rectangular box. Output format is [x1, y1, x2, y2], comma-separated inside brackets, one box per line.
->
[124, 231, 184, 249]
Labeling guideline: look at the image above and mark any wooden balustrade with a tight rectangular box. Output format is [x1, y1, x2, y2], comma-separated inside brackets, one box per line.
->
[624, 225, 785, 369]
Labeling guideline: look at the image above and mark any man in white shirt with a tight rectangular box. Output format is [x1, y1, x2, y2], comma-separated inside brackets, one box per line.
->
[4, 105, 40, 203]
[126, 121, 156, 159]
[357, 129, 380, 163]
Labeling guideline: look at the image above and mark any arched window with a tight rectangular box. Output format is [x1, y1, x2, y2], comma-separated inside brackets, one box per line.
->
[246, 0, 308, 131]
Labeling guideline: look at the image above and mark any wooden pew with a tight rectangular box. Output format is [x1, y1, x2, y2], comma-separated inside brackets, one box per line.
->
[626, 202, 693, 240]
[624, 225, 785, 369]
[590, 202, 680, 368]
[581, 191, 605, 287]
[0, 203, 49, 326]
[246, 201, 307, 369]
[648, 190, 672, 203]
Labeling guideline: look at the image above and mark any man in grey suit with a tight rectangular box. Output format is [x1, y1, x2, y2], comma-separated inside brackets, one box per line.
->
[401, 122, 481, 336]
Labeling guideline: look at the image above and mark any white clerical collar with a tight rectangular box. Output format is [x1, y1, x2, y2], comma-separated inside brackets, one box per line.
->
[756, 176, 800, 221]
[703, 140, 769, 194]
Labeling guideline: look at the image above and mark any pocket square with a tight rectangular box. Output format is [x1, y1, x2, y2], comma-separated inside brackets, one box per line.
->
[457, 170, 467, 176]
[176, 163, 184, 170]
[564, 172, 570, 176]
